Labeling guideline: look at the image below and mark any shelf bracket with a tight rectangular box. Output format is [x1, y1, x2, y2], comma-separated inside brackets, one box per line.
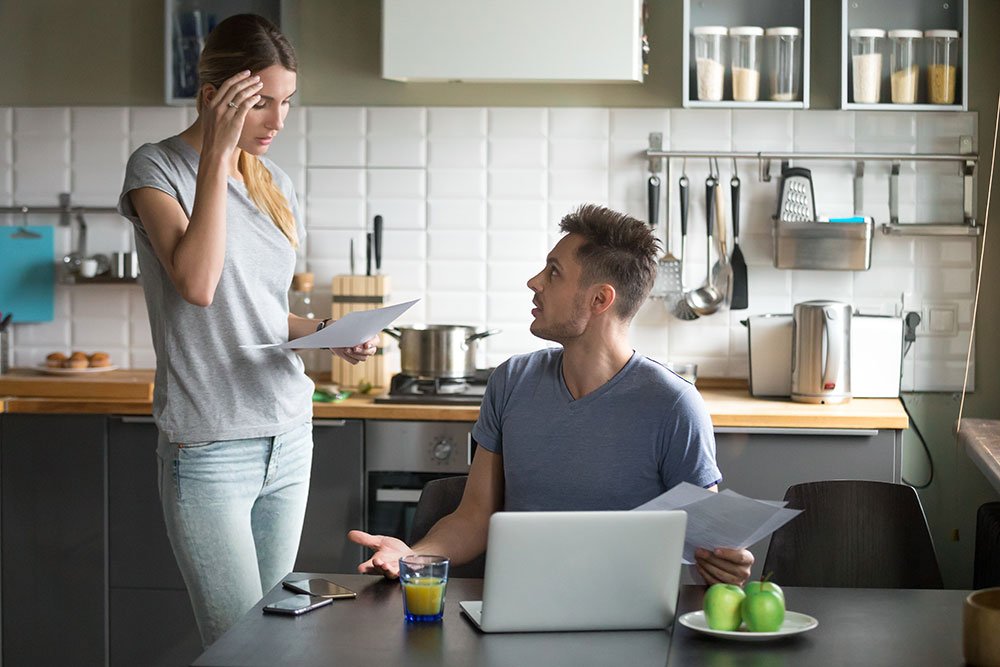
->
[648, 133, 663, 174]
[854, 161, 865, 215]
[889, 161, 900, 225]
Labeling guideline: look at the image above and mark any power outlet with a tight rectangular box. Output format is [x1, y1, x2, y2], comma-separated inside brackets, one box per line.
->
[918, 302, 959, 337]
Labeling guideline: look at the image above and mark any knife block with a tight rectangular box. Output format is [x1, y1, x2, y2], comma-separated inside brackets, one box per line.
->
[330, 275, 398, 390]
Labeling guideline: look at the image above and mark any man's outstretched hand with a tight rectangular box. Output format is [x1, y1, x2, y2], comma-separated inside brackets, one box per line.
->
[348, 530, 415, 579]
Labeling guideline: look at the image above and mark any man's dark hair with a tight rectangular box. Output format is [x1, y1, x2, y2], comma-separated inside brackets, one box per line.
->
[558, 204, 660, 321]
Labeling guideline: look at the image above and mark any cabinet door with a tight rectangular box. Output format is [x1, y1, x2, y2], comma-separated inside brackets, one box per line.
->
[110, 589, 202, 667]
[296, 419, 365, 573]
[1, 414, 108, 666]
[107, 417, 185, 590]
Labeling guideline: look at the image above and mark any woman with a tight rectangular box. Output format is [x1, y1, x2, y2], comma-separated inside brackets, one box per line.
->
[117, 14, 375, 646]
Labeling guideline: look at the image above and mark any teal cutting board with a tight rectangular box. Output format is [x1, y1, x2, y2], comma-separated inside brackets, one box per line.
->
[0, 226, 55, 323]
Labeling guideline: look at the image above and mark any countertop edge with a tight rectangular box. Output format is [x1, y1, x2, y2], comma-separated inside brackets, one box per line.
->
[958, 418, 1000, 495]
[1, 391, 909, 430]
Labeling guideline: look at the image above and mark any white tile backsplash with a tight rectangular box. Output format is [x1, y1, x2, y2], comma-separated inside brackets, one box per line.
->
[3, 105, 977, 391]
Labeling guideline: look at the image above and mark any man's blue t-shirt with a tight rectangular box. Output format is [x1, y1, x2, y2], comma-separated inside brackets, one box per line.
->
[472, 348, 722, 512]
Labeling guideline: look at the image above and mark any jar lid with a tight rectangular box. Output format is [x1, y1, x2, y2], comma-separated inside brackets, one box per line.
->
[924, 29, 960, 38]
[765, 26, 801, 36]
[692, 26, 728, 36]
[849, 28, 887, 38]
[729, 26, 765, 37]
[888, 29, 923, 39]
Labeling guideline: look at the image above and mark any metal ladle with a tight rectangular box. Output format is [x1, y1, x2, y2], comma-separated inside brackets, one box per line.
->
[685, 169, 725, 316]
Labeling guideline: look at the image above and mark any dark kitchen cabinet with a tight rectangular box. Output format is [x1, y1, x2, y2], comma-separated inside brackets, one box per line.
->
[107, 416, 201, 667]
[296, 418, 365, 573]
[0, 414, 108, 667]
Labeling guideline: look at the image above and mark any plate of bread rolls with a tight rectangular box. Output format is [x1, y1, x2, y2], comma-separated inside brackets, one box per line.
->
[37, 351, 118, 374]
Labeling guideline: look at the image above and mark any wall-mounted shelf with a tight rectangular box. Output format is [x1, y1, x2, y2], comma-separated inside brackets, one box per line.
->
[683, 0, 811, 109]
[841, 0, 968, 111]
[164, 0, 288, 106]
[645, 133, 978, 236]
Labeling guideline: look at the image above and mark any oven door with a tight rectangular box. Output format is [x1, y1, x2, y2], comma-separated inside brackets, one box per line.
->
[367, 470, 468, 542]
[364, 420, 473, 542]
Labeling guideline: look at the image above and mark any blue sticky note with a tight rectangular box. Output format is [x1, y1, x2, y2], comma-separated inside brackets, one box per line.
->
[0, 226, 55, 323]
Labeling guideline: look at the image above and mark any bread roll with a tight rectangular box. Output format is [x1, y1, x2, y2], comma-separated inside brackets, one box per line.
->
[88, 352, 111, 368]
[66, 351, 89, 369]
[46, 352, 68, 368]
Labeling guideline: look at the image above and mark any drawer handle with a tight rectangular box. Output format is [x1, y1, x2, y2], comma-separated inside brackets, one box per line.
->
[375, 489, 423, 503]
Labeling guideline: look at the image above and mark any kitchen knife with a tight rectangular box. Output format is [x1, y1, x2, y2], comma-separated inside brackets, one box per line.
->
[373, 215, 383, 272]
[366, 232, 373, 277]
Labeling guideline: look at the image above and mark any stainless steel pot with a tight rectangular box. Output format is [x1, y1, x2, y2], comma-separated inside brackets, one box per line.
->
[383, 325, 500, 379]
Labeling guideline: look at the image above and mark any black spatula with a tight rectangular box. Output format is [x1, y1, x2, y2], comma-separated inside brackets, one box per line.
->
[729, 172, 748, 310]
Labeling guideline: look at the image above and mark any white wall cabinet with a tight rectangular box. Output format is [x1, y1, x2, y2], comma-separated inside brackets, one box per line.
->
[164, 0, 288, 106]
[381, 0, 645, 83]
[841, 0, 968, 111]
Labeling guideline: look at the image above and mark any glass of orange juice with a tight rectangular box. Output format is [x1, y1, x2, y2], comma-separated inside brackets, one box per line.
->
[399, 555, 450, 622]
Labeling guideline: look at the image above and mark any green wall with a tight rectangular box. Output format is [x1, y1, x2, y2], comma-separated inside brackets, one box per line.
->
[2, 0, 998, 587]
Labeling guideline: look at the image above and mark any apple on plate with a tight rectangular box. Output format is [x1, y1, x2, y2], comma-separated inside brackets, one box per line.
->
[703, 583, 746, 631]
[742, 580, 785, 632]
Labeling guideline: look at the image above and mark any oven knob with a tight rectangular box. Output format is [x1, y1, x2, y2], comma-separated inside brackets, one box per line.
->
[432, 439, 453, 461]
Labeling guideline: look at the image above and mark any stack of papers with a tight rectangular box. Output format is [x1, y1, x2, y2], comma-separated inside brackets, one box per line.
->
[242, 299, 418, 350]
[633, 482, 802, 564]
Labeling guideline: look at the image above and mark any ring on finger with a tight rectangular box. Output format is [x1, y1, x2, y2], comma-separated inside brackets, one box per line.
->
[228, 101, 238, 109]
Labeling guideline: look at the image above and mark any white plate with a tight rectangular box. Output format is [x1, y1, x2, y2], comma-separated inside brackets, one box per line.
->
[36, 364, 119, 375]
[678, 610, 818, 641]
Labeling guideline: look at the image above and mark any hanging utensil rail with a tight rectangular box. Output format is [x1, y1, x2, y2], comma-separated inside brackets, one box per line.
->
[645, 133, 979, 236]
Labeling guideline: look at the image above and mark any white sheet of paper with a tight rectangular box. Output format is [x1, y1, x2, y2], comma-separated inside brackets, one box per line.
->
[241, 299, 419, 350]
[633, 482, 801, 564]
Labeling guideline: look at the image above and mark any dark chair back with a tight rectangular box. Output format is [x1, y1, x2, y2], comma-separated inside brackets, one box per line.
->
[762, 480, 943, 589]
[408, 475, 485, 578]
[975, 502, 1000, 589]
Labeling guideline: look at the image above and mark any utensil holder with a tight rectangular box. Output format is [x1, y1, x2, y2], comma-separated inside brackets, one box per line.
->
[330, 275, 397, 390]
[773, 217, 873, 270]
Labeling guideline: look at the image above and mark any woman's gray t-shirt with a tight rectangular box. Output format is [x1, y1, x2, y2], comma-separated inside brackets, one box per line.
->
[118, 136, 313, 444]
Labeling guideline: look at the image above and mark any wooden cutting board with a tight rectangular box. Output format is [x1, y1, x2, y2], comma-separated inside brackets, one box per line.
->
[0, 368, 155, 401]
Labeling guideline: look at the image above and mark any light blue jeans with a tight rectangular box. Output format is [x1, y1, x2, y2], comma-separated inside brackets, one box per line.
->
[157, 420, 313, 647]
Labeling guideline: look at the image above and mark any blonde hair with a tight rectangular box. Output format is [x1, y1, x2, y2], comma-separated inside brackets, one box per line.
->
[197, 14, 299, 247]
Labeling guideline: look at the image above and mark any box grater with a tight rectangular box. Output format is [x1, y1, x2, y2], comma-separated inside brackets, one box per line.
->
[775, 166, 816, 222]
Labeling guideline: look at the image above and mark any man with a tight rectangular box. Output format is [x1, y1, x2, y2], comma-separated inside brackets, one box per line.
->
[349, 204, 753, 585]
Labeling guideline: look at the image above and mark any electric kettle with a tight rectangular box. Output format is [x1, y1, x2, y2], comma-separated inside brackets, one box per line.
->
[791, 300, 852, 404]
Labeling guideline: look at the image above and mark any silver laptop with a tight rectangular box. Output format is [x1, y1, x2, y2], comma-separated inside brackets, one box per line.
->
[459, 510, 687, 633]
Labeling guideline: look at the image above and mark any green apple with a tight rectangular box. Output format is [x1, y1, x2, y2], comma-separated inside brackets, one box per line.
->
[742, 589, 785, 632]
[744, 580, 784, 604]
[703, 583, 746, 631]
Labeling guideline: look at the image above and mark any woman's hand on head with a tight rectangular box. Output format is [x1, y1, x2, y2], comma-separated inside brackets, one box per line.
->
[200, 70, 264, 156]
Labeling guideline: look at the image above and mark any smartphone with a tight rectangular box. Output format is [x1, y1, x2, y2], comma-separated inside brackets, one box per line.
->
[262, 594, 333, 616]
[282, 578, 357, 599]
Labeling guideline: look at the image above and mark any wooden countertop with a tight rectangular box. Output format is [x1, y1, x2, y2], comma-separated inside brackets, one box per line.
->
[0, 369, 908, 429]
[958, 418, 1000, 495]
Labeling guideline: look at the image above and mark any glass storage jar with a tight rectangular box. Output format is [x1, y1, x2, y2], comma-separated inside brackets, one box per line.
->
[729, 26, 764, 102]
[692, 26, 727, 101]
[850, 28, 886, 104]
[765, 26, 801, 102]
[888, 29, 922, 104]
[926, 29, 959, 104]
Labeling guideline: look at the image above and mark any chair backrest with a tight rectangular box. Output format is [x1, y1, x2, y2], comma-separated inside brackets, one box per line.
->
[762, 480, 943, 589]
[408, 475, 485, 578]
